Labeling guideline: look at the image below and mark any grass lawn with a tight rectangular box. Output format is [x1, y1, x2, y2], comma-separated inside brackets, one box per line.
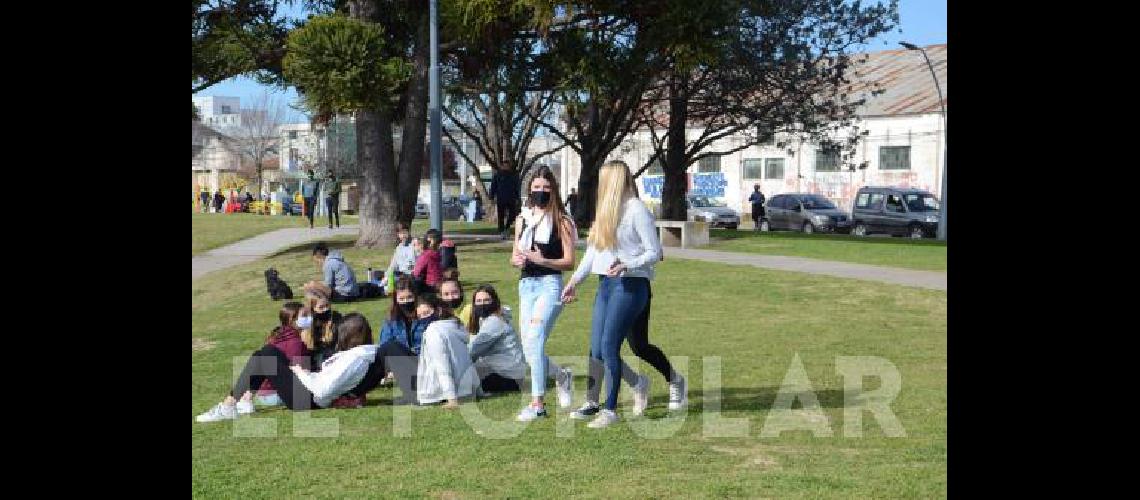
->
[708, 229, 947, 271]
[193, 237, 946, 498]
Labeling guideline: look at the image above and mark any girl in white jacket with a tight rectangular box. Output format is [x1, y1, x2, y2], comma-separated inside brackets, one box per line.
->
[196, 313, 384, 422]
[415, 287, 480, 408]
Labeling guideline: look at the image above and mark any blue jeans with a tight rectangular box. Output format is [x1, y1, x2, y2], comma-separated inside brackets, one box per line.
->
[518, 274, 565, 397]
[590, 276, 650, 410]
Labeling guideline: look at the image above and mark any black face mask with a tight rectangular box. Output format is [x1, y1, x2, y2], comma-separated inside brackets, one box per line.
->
[314, 310, 332, 321]
[398, 301, 416, 315]
[529, 190, 551, 207]
[444, 298, 463, 310]
[472, 304, 495, 319]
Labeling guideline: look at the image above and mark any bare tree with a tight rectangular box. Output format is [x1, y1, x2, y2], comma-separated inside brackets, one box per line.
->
[227, 92, 286, 200]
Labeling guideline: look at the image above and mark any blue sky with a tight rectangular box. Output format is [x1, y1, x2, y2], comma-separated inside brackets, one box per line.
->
[194, 0, 946, 124]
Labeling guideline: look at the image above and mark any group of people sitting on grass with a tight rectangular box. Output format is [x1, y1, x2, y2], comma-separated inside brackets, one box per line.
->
[198, 162, 688, 429]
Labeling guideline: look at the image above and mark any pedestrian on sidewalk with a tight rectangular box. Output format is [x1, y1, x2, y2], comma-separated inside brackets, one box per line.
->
[490, 168, 521, 240]
[748, 184, 766, 231]
[301, 169, 320, 228]
[325, 171, 341, 229]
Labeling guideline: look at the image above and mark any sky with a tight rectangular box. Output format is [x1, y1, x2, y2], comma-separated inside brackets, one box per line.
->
[193, 0, 947, 125]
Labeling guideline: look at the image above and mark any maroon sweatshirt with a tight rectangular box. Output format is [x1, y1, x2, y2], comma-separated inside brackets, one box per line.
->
[257, 325, 311, 395]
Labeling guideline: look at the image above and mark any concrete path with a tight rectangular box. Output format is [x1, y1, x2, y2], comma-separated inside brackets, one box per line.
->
[660, 246, 946, 291]
[192, 226, 502, 280]
[192, 227, 945, 291]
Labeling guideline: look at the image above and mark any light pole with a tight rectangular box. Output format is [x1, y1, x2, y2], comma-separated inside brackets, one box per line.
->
[900, 42, 947, 241]
[428, 0, 444, 232]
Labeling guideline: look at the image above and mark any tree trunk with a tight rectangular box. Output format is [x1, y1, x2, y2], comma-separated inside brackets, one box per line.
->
[257, 162, 264, 202]
[660, 79, 689, 221]
[356, 109, 399, 249]
[395, 11, 431, 228]
[574, 148, 602, 229]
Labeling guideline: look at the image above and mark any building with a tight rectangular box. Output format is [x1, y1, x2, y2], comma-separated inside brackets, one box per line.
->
[192, 96, 243, 129]
[192, 121, 242, 195]
[558, 43, 947, 215]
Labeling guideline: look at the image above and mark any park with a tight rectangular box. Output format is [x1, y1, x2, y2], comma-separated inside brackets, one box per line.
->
[193, 0, 947, 497]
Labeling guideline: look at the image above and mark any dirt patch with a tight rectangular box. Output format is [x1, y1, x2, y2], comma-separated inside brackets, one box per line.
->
[193, 338, 218, 352]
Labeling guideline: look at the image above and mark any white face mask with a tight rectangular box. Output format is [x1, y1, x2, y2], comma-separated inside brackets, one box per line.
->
[296, 315, 314, 330]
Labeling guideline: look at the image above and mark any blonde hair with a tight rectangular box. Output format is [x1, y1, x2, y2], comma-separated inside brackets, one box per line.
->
[299, 296, 335, 350]
[587, 160, 637, 250]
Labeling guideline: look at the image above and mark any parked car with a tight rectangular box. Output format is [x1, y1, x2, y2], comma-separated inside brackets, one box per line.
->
[686, 195, 740, 229]
[764, 193, 851, 234]
[414, 197, 466, 220]
[850, 186, 940, 239]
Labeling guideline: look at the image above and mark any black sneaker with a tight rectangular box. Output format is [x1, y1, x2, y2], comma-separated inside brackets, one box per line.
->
[570, 401, 600, 420]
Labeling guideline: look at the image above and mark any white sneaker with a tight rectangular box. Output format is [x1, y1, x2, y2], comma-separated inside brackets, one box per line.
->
[668, 376, 688, 411]
[587, 409, 620, 429]
[236, 399, 255, 415]
[556, 367, 574, 409]
[570, 401, 600, 420]
[196, 403, 238, 423]
[632, 373, 650, 416]
[516, 405, 549, 422]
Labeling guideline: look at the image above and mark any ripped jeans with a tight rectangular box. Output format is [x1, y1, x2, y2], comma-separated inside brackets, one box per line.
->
[518, 274, 565, 397]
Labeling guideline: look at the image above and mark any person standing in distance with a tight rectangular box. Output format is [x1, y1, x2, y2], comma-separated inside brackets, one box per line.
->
[301, 169, 320, 229]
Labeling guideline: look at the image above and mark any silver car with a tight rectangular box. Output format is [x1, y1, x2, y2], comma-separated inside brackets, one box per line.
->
[686, 195, 740, 229]
[765, 193, 851, 234]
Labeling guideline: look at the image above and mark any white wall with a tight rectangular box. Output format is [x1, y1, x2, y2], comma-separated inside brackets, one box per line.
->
[560, 112, 945, 214]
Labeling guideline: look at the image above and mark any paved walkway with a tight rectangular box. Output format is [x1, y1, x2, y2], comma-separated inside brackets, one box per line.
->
[192, 227, 945, 291]
[191, 225, 501, 280]
[660, 247, 945, 291]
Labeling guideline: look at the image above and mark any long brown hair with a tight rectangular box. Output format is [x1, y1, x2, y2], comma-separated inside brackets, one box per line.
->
[388, 275, 417, 322]
[466, 284, 502, 335]
[266, 301, 304, 343]
[525, 166, 570, 220]
[334, 313, 373, 351]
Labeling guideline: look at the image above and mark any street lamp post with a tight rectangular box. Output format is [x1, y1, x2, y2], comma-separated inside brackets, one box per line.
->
[428, 0, 444, 233]
[900, 42, 946, 241]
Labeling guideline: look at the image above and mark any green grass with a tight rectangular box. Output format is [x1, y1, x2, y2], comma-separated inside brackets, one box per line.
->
[193, 238, 946, 498]
[707, 229, 947, 271]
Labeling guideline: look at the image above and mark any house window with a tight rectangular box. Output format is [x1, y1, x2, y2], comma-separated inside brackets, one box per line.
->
[288, 131, 298, 140]
[698, 155, 721, 173]
[743, 159, 763, 179]
[879, 146, 911, 170]
[221, 105, 232, 114]
[764, 158, 785, 179]
[815, 148, 841, 172]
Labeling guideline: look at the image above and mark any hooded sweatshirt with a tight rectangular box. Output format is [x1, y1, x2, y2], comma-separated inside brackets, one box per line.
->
[322, 250, 358, 297]
[258, 326, 311, 395]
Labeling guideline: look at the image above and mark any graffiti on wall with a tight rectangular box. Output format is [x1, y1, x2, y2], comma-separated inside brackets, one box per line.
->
[641, 176, 664, 198]
[690, 172, 727, 197]
[641, 172, 728, 199]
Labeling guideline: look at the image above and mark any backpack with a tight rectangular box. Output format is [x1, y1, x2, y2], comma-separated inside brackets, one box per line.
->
[264, 268, 294, 300]
[356, 282, 384, 299]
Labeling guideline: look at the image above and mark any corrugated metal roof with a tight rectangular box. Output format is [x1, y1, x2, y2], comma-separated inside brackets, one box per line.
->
[848, 43, 946, 116]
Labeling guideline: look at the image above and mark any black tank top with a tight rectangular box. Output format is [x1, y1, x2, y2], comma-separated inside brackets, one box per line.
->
[521, 214, 564, 278]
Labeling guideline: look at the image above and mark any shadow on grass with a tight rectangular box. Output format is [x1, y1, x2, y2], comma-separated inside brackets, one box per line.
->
[655, 386, 853, 415]
[711, 228, 947, 247]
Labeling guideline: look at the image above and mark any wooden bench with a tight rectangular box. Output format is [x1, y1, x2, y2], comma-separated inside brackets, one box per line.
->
[655, 220, 709, 249]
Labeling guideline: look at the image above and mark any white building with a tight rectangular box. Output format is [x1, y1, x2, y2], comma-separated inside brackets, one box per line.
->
[192, 121, 241, 195]
[192, 96, 243, 129]
[279, 123, 324, 173]
[559, 43, 947, 215]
